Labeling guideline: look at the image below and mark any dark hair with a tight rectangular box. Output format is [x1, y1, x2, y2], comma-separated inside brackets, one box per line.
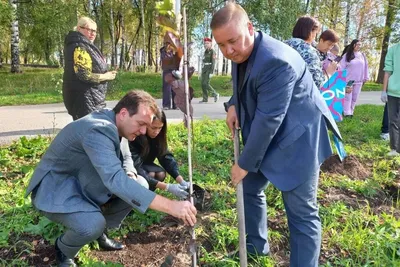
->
[341, 44, 349, 57]
[210, 3, 249, 30]
[137, 110, 168, 159]
[344, 39, 359, 62]
[319, 29, 339, 43]
[113, 90, 159, 117]
[292, 16, 320, 41]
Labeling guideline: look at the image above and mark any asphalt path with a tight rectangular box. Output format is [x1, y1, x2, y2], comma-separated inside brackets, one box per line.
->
[0, 91, 383, 146]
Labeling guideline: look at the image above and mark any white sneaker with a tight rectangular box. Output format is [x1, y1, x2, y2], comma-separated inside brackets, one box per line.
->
[214, 93, 220, 103]
[380, 133, 390, 141]
[387, 150, 399, 157]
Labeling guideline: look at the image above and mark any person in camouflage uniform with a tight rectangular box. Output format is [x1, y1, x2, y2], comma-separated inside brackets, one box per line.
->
[200, 37, 219, 103]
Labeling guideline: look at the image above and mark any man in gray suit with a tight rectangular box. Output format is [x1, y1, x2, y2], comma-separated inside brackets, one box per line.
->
[212, 4, 341, 267]
[25, 90, 197, 267]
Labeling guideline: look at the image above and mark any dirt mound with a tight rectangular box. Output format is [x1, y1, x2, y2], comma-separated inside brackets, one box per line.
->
[321, 155, 371, 180]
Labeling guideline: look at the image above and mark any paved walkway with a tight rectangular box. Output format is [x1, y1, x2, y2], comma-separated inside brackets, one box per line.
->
[0, 91, 383, 146]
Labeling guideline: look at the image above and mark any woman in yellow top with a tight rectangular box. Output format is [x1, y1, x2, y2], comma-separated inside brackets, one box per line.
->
[62, 17, 117, 120]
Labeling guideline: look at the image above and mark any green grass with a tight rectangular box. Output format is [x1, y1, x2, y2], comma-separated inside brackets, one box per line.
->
[0, 66, 381, 106]
[1, 105, 399, 266]
[363, 82, 381, 91]
[0, 66, 232, 106]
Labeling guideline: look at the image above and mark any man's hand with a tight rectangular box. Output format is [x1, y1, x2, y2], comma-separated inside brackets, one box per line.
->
[166, 184, 189, 199]
[231, 164, 248, 187]
[169, 200, 197, 226]
[381, 91, 388, 103]
[226, 105, 239, 139]
[104, 71, 117, 81]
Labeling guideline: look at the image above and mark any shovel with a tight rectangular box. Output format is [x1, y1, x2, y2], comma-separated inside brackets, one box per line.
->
[234, 128, 248, 267]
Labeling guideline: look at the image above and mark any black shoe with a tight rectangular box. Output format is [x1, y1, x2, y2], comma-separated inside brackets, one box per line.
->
[55, 238, 77, 267]
[97, 233, 125, 251]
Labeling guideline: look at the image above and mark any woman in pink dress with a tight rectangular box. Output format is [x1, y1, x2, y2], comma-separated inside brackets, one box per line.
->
[339, 39, 369, 117]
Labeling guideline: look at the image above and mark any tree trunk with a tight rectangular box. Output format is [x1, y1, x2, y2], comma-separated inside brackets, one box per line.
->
[10, 0, 20, 73]
[344, 0, 351, 46]
[119, 12, 125, 70]
[141, 0, 146, 71]
[377, 0, 397, 83]
[305, 0, 310, 13]
[109, 4, 116, 67]
[147, 20, 153, 68]
[155, 31, 159, 73]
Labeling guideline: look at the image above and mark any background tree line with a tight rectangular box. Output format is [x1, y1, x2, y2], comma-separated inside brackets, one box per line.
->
[0, 0, 399, 82]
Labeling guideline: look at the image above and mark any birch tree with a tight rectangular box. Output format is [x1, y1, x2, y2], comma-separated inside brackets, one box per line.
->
[9, 0, 19, 73]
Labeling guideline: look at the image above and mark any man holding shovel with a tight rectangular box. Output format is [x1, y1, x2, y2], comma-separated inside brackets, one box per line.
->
[211, 3, 341, 266]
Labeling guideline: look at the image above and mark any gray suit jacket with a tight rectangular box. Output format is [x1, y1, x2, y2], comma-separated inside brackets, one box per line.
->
[232, 32, 341, 191]
[25, 109, 156, 214]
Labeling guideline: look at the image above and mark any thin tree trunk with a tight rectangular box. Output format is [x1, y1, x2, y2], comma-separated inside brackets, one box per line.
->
[141, 0, 146, 71]
[109, 4, 116, 67]
[305, 0, 310, 13]
[344, 0, 351, 46]
[10, 0, 20, 73]
[377, 0, 397, 83]
[147, 20, 153, 68]
[119, 12, 125, 70]
[155, 31, 159, 72]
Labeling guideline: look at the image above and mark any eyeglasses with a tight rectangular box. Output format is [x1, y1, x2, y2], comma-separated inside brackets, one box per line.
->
[80, 26, 97, 34]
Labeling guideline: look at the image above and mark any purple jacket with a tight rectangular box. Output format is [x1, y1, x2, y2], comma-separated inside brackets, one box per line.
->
[339, 52, 369, 84]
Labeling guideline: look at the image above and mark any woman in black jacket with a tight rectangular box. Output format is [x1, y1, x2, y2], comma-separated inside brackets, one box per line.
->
[62, 16, 117, 120]
[129, 110, 189, 199]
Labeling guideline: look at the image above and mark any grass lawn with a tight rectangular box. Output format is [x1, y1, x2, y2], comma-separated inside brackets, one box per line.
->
[0, 104, 399, 266]
[0, 66, 379, 106]
[0, 67, 232, 106]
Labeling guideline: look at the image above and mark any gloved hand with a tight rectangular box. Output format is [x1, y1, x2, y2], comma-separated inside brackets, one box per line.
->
[381, 91, 388, 103]
[179, 180, 191, 190]
[209, 73, 214, 78]
[166, 184, 189, 199]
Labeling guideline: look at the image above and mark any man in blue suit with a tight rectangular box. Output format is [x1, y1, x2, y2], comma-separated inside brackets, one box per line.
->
[211, 4, 341, 267]
[25, 90, 197, 267]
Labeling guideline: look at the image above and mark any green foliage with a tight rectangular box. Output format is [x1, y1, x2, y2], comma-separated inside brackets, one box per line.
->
[241, 0, 304, 40]
[24, 217, 65, 243]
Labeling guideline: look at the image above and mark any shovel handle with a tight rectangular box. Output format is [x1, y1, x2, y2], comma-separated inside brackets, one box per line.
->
[234, 128, 248, 267]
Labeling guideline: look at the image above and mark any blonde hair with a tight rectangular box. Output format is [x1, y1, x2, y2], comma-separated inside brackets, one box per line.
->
[210, 3, 249, 30]
[75, 17, 97, 31]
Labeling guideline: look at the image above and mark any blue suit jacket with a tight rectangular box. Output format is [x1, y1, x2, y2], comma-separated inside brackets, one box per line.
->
[25, 109, 156, 214]
[232, 32, 341, 191]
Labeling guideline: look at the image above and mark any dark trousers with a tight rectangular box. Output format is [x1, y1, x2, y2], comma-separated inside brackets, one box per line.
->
[201, 69, 217, 101]
[388, 96, 400, 152]
[243, 171, 321, 266]
[381, 103, 389, 134]
[162, 71, 176, 109]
